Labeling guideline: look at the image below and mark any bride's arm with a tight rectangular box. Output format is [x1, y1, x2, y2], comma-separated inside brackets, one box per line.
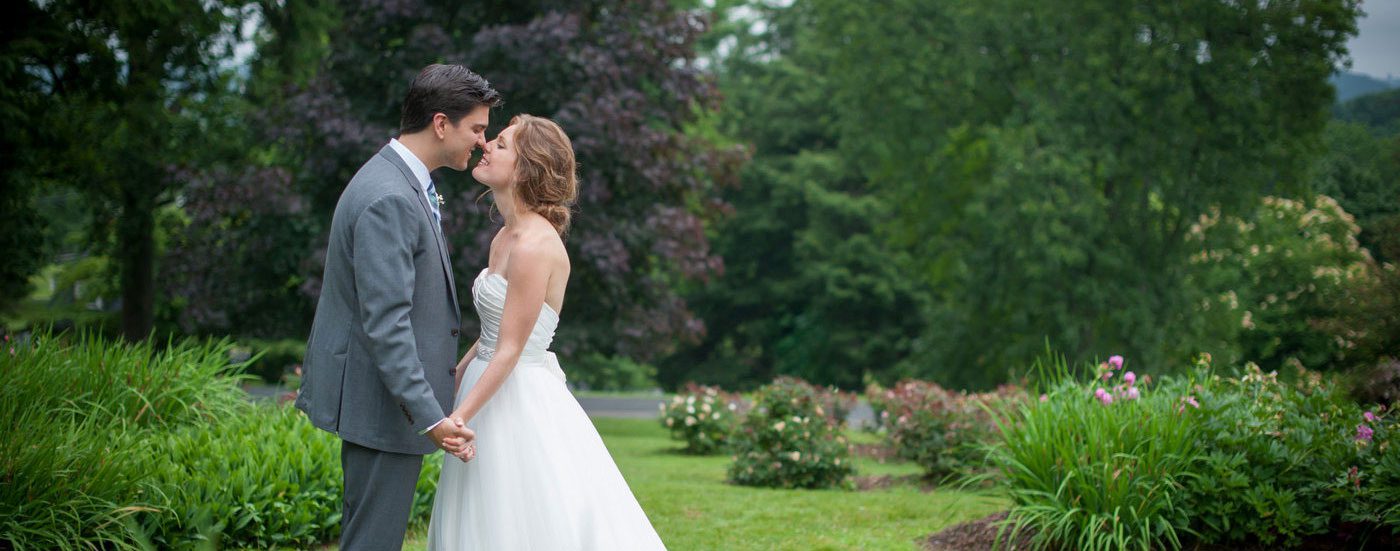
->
[449, 241, 554, 425]
[454, 339, 481, 394]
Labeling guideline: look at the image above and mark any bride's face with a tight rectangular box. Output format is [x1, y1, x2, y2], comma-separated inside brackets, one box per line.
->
[472, 124, 519, 188]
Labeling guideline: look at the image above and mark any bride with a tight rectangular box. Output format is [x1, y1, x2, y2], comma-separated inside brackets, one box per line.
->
[426, 114, 666, 550]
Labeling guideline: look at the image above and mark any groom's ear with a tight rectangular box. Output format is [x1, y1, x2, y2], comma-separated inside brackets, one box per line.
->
[432, 113, 449, 140]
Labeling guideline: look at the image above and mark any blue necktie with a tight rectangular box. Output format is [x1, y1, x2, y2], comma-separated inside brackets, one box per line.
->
[426, 179, 442, 228]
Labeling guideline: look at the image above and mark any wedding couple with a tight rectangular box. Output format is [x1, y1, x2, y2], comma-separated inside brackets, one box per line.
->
[295, 64, 665, 550]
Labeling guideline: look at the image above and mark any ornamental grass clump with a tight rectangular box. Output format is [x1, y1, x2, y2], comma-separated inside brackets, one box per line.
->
[984, 352, 1201, 551]
[0, 329, 251, 550]
[660, 383, 747, 454]
[727, 377, 855, 489]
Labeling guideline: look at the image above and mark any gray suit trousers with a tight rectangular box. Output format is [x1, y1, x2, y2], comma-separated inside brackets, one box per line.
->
[340, 440, 424, 551]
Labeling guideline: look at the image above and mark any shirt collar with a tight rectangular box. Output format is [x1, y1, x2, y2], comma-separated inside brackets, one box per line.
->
[388, 138, 433, 193]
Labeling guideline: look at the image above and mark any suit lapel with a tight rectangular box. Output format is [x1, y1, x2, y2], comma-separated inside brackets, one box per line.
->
[377, 145, 462, 322]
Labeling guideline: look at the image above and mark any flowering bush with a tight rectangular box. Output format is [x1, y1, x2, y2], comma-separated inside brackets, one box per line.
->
[867, 380, 1024, 477]
[1182, 358, 1400, 546]
[727, 377, 855, 489]
[989, 351, 1400, 550]
[1187, 195, 1382, 372]
[660, 384, 746, 454]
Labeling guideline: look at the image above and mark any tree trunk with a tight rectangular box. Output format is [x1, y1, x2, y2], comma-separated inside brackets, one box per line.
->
[118, 191, 156, 340]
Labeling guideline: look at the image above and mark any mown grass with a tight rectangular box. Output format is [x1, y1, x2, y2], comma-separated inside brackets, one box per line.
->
[396, 417, 1006, 550]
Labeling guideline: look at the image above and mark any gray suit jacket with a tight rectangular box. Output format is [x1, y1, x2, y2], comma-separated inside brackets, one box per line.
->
[296, 144, 462, 455]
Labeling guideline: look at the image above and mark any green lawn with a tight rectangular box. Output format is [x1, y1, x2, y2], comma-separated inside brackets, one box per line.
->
[395, 417, 1006, 550]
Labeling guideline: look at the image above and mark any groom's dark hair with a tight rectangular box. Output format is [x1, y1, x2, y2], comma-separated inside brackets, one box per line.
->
[399, 64, 502, 134]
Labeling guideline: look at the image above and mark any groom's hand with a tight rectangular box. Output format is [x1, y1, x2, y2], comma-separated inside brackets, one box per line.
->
[428, 417, 474, 456]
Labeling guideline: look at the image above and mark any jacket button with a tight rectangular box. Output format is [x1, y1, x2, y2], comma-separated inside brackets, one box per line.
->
[450, 328, 460, 337]
[448, 367, 456, 376]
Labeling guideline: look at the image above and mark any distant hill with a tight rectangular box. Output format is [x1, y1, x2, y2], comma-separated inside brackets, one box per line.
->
[1332, 71, 1400, 103]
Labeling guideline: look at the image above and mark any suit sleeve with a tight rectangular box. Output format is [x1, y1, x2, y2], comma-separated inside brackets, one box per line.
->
[352, 194, 444, 434]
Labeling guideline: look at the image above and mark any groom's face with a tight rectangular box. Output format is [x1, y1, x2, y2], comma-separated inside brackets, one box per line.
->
[441, 105, 490, 171]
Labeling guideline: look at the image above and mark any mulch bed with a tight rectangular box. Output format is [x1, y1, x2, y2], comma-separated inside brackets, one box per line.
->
[922, 512, 1036, 550]
[922, 513, 1400, 551]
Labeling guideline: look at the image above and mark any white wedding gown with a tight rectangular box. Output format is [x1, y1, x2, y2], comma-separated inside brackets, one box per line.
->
[426, 268, 666, 550]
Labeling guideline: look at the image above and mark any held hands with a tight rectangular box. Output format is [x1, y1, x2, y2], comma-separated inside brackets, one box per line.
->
[428, 417, 477, 462]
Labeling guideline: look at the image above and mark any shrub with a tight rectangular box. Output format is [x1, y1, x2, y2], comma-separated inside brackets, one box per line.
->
[1352, 357, 1400, 406]
[988, 351, 1400, 550]
[869, 380, 1025, 478]
[1182, 359, 1400, 546]
[1187, 195, 1382, 372]
[0, 330, 250, 549]
[727, 377, 854, 489]
[571, 353, 659, 391]
[236, 338, 306, 384]
[985, 353, 1200, 550]
[660, 383, 746, 454]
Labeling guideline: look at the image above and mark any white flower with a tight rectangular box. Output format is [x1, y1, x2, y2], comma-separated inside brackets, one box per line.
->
[658, 403, 666, 412]
[788, 451, 801, 462]
[711, 412, 721, 420]
[684, 416, 697, 426]
[728, 403, 738, 411]
[774, 421, 787, 431]
[686, 405, 695, 414]
[665, 417, 675, 427]
[701, 403, 712, 413]
[686, 395, 696, 405]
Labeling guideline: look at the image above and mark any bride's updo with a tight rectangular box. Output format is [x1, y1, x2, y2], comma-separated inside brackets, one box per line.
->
[508, 114, 578, 236]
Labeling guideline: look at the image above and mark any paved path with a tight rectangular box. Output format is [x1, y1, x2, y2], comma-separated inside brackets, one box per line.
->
[243, 384, 877, 427]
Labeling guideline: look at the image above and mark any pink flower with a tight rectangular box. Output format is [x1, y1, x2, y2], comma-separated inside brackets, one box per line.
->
[1123, 371, 1136, 386]
[1108, 355, 1124, 370]
[1187, 396, 1199, 408]
[1124, 387, 1140, 400]
[1095, 388, 1113, 405]
[1356, 424, 1374, 442]
[1363, 411, 1377, 423]
[1101, 371, 1112, 381]
[1039, 394, 1048, 403]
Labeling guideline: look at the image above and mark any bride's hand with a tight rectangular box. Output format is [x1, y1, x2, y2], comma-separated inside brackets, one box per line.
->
[449, 416, 476, 463]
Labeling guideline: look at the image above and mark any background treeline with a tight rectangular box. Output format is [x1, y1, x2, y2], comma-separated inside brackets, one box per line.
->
[3, 0, 1397, 392]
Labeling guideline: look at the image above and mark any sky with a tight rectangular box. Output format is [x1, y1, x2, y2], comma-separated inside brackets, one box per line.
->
[1347, 0, 1400, 79]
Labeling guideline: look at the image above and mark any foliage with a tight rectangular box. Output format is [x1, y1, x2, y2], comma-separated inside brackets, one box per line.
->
[660, 384, 746, 454]
[1311, 120, 1400, 264]
[1182, 361, 1400, 545]
[132, 404, 443, 548]
[987, 350, 1400, 550]
[1353, 358, 1400, 406]
[1186, 195, 1381, 372]
[727, 377, 854, 489]
[1334, 87, 1400, 136]
[985, 352, 1200, 550]
[4, 0, 262, 338]
[807, 0, 1361, 386]
[661, 1, 928, 390]
[867, 380, 1024, 478]
[569, 353, 659, 392]
[234, 338, 307, 385]
[0, 330, 251, 549]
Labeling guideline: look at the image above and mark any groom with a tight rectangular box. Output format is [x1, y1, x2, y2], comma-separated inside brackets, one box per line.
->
[296, 64, 502, 550]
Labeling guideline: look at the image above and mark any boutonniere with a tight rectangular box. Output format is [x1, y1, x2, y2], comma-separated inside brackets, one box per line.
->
[435, 192, 446, 207]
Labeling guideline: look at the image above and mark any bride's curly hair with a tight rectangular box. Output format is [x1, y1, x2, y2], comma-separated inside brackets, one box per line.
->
[508, 114, 578, 237]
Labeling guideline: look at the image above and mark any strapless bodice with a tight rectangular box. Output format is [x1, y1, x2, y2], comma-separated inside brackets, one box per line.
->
[471, 268, 559, 362]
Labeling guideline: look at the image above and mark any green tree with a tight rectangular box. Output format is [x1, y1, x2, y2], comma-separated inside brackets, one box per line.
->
[809, 0, 1360, 385]
[661, 1, 929, 390]
[5, 0, 254, 339]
